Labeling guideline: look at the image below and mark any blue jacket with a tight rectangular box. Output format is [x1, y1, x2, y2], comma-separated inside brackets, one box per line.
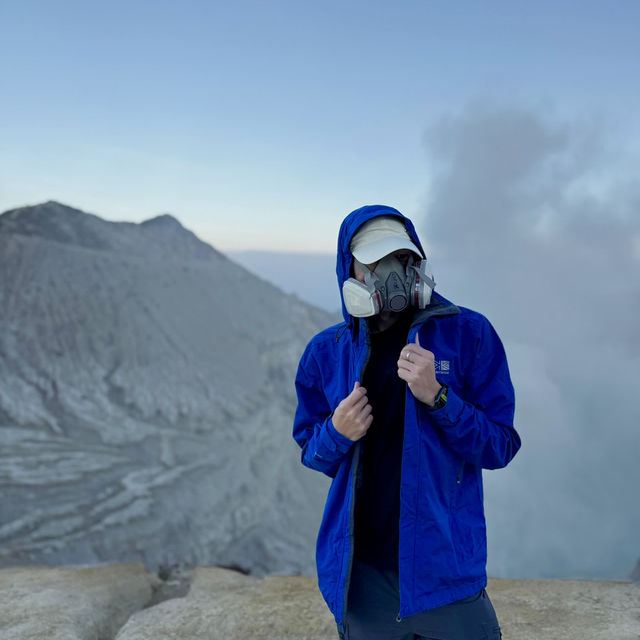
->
[293, 205, 521, 627]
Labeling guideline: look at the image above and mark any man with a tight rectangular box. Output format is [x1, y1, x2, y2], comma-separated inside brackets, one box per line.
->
[293, 205, 521, 639]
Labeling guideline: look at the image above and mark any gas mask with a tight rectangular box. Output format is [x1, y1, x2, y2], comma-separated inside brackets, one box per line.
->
[342, 254, 436, 318]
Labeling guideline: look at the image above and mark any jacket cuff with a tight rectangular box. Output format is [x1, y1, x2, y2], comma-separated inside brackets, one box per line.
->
[425, 385, 465, 426]
[325, 417, 356, 453]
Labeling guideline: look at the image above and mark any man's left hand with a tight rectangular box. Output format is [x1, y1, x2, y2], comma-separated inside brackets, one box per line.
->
[397, 333, 442, 406]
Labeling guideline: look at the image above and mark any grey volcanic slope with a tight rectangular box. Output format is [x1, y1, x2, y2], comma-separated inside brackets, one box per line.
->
[0, 201, 337, 576]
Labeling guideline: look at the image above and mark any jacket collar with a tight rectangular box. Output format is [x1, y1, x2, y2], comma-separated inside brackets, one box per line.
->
[410, 291, 460, 327]
[340, 291, 460, 344]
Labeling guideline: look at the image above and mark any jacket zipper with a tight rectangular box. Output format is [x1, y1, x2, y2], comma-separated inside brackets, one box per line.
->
[341, 321, 371, 624]
[395, 401, 418, 623]
[395, 325, 419, 623]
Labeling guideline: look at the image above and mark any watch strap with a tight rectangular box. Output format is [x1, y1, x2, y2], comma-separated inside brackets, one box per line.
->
[428, 383, 448, 411]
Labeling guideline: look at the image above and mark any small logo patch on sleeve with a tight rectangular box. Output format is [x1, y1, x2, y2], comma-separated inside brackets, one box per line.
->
[435, 359, 450, 374]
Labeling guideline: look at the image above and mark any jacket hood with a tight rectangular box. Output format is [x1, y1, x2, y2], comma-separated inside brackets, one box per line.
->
[336, 204, 427, 324]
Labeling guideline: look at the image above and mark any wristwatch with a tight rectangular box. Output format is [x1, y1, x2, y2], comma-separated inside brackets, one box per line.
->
[428, 383, 448, 411]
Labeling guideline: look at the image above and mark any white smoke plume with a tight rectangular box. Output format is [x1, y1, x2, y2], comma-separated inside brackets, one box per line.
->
[422, 103, 640, 579]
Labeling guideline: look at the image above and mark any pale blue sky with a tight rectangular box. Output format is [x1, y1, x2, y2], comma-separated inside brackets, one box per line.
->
[1, 0, 639, 250]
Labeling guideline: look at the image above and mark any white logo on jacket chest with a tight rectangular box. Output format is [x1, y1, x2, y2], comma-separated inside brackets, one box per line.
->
[434, 359, 450, 374]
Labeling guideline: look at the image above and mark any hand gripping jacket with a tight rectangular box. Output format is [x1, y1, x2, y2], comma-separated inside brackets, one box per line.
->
[292, 205, 521, 629]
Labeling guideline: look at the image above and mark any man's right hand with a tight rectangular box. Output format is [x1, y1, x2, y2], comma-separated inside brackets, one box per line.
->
[331, 381, 373, 441]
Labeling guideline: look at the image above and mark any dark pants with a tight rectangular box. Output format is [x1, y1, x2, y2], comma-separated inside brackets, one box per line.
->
[340, 559, 502, 640]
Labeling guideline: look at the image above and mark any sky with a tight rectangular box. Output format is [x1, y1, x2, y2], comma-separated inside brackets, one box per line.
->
[2, 1, 640, 580]
[2, 0, 640, 251]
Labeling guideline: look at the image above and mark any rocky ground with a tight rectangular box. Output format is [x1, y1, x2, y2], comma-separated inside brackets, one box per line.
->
[0, 563, 638, 639]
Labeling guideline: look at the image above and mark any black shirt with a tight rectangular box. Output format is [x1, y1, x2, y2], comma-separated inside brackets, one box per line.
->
[354, 309, 414, 570]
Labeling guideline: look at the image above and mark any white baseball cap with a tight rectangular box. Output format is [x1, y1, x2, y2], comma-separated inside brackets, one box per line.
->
[350, 216, 422, 264]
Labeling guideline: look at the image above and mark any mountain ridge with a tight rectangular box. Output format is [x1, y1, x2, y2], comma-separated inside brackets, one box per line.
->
[0, 200, 222, 262]
[0, 201, 333, 577]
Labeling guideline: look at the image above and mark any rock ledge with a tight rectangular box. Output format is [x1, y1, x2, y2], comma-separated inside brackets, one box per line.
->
[1, 564, 638, 639]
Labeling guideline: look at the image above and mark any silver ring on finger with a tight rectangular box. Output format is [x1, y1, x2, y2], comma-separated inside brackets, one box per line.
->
[405, 351, 411, 362]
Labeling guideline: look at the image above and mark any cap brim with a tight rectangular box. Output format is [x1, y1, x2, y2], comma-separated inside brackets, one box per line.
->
[352, 237, 422, 264]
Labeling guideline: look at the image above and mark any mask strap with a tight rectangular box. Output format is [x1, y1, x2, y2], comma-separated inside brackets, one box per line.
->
[410, 262, 436, 289]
